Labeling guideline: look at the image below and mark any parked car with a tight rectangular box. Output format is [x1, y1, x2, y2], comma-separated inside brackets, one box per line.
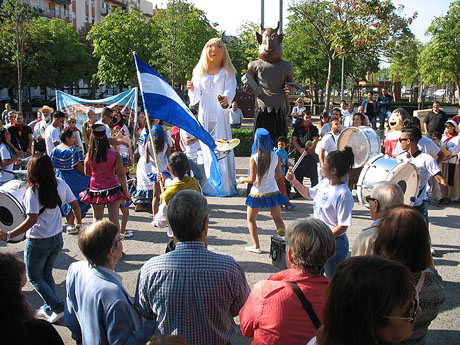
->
[434, 89, 446, 97]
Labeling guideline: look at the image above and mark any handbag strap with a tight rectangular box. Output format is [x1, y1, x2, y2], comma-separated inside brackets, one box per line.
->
[287, 282, 322, 330]
[415, 271, 425, 295]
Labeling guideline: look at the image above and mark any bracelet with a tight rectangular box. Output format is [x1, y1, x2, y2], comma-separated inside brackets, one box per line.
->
[6, 232, 10, 242]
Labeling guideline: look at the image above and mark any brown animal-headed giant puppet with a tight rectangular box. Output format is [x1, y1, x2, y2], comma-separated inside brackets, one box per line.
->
[243, 23, 294, 144]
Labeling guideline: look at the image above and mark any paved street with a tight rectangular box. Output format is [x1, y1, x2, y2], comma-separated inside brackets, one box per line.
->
[1, 156, 460, 344]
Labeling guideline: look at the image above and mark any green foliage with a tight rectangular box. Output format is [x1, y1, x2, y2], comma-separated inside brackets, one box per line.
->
[418, 1, 460, 95]
[389, 37, 422, 86]
[33, 18, 89, 89]
[289, 0, 414, 108]
[151, 1, 217, 86]
[231, 128, 253, 157]
[88, 7, 156, 86]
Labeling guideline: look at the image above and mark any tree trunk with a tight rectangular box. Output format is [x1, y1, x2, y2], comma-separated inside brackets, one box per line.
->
[324, 57, 334, 111]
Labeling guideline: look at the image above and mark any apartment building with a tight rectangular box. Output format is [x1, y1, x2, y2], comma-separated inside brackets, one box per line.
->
[20, 0, 155, 30]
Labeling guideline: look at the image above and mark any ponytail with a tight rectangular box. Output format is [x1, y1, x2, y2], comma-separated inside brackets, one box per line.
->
[326, 146, 354, 178]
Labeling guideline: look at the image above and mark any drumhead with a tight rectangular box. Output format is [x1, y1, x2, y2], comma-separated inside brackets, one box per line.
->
[337, 127, 380, 168]
[388, 162, 420, 206]
[0, 180, 27, 242]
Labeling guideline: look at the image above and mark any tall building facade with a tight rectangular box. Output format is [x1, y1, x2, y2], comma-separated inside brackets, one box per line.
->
[20, 0, 155, 30]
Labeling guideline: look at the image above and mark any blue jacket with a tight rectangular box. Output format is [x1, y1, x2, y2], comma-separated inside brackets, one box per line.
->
[377, 94, 393, 114]
[65, 261, 157, 345]
[361, 99, 377, 116]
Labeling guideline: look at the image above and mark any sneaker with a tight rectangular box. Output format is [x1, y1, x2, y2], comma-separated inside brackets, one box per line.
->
[120, 230, 133, 238]
[286, 204, 296, 210]
[47, 311, 64, 324]
[65, 225, 78, 234]
[35, 305, 49, 319]
[245, 246, 262, 254]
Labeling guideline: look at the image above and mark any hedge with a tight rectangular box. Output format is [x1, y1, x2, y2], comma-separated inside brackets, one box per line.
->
[231, 127, 294, 157]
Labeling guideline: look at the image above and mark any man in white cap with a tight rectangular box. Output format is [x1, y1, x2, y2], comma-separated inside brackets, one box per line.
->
[33, 105, 54, 153]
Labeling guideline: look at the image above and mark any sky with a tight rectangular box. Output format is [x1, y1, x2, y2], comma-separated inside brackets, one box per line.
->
[148, 0, 454, 43]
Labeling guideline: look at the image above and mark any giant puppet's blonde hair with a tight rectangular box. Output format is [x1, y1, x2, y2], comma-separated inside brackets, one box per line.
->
[192, 38, 236, 78]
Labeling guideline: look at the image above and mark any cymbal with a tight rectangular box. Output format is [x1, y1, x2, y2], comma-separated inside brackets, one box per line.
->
[215, 138, 240, 152]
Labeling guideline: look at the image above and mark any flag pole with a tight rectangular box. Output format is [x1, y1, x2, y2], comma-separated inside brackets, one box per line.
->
[133, 51, 164, 193]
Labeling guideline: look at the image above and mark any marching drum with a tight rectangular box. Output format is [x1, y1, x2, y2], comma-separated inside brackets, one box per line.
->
[337, 126, 381, 168]
[0, 179, 27, 243]
[357, 154, 420, 206]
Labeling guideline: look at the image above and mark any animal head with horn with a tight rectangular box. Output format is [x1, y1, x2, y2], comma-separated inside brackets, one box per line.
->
[256, 22, 283, 63]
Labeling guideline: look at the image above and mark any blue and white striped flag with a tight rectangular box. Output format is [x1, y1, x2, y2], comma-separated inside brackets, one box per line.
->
[133, 54, 222, 192]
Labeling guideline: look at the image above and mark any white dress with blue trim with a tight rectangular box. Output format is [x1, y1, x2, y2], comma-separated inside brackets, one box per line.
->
[246, 151, 288, 208]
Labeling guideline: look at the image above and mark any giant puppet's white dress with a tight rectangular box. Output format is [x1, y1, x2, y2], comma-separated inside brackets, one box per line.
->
[189, 68, 237, 196]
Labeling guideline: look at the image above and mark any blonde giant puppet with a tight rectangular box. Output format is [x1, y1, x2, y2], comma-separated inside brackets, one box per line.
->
[187, 38, 237, 196]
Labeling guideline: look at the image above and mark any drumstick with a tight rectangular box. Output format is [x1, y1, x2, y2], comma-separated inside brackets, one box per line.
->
[291, 141, 313, 174]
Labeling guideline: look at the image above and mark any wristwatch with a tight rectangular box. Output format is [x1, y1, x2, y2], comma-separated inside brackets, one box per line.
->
[6, 232, 11, 242]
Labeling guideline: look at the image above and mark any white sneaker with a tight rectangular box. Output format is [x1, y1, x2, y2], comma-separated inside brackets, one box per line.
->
[35, 305, 49, 319]
[47, 311, 64, 324]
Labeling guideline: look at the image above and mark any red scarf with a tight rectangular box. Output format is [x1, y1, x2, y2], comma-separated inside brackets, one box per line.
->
[444, 133, 458, 142]
[13, 123, 23, 136]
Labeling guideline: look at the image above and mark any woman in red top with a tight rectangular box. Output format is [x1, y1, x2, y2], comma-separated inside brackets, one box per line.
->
[239, 218, 335, 344]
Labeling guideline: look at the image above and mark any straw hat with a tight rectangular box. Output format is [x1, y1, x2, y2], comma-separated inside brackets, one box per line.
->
[38, 105, 54, 113]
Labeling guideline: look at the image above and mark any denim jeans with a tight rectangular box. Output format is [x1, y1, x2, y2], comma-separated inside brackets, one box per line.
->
[414, 202, 429, 230]
[370, 116, 377, 130]
[189, 158, 206, 188]
[378, 111, 387, 131]
[24, 233, 64, 314]
[324, 234, 349, 280]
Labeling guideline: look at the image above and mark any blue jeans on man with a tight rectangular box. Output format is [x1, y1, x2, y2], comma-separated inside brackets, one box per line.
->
[24, 233, 65, 315]
[189, 158, 206, 187]
[324, 234, 349, 279]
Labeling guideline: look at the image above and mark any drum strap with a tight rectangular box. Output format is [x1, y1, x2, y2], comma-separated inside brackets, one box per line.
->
[287, 282, 322, 330]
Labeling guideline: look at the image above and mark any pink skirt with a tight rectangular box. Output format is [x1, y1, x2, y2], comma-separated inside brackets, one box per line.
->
[79, 185, 125, 205]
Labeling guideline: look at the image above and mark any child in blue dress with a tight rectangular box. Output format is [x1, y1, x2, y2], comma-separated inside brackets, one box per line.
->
[238, 128, 287, 253]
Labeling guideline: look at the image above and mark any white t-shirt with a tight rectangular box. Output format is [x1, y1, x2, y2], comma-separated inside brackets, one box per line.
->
[33, 119, 50, 140]
[440, 135, 460, 164]
[0, 143, 14, 183]
[95, 120, 112, 139]
[315, 132, 338, 159]
[396, 151, 441, 206]
[309, 178, 354, 231]
[44, 125, 61, 156]
[180, 129, 200, 160]
[393, 136, 440, 157]
[291, 106, 306, 125]
[147, 141, 168, 173]
[24, 178, 75, 239]
[228, 108, 243, 125]
[250, 151, 279, 195]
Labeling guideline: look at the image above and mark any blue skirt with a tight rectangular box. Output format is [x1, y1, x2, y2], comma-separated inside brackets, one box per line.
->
[245, 191, 288, 209]
[55, 168, 90, 218]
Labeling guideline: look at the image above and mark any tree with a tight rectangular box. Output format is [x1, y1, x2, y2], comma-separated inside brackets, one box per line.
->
[418, 1, 460, 103]
[152, 0, 216, 86]
[283, 13, 330, 103]
[78, 22, 99, 96]
[0, 0, 37, 110]
[33, 18, 90, 91]
[87, 7, 156, 87]
[389, 37, 422, 101]
[290, 0, 414, 109]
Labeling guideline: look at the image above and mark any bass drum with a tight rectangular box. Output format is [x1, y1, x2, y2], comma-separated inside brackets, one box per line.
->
[357, 154, 420, 206]
[337, 126, 381, 168]
[0, 179, 27, 243]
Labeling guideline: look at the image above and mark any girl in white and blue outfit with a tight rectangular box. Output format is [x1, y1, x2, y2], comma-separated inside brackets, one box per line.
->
[286, 146, 354, 279]
[238, 128, 287, 253]
[146, 125, 171, 220]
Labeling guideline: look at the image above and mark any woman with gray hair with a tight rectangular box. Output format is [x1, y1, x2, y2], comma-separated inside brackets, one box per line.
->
[239, 218, 335, 344]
